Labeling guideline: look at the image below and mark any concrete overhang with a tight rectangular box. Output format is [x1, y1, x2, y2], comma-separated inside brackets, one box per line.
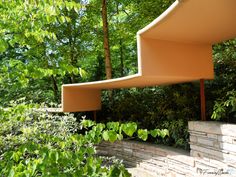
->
[62, 0, 236, 112]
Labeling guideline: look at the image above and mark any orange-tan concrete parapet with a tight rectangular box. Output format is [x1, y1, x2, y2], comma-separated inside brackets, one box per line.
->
[62, 87, 101, 112]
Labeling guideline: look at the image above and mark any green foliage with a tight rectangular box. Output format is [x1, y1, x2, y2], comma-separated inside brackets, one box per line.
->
[209, 39, 236, 122]
[98, 38, 236, 149]
[0, 0, 92, 105]
[0, 103, 129, 176]
[103, 130, 117, 143]
[211, 90, 236, 121]
[0, 0, 176, 106]
[84, 120, 169, 144]
[150, 129, 170, 139]
[121, 122, 137, 137]
[100, 84, 199, 149]
[0, 102, 169, 176]
[137, 129, 148, 141]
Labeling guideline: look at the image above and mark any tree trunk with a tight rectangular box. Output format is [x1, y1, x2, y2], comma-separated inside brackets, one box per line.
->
[116, 3, 124, 77]
[119, 39, 124, 77]
[101, 0, 112, 79]
[51, 75, 59, 103]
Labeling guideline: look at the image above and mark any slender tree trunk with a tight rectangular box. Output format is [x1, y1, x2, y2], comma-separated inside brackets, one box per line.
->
[116, 2, 124, 77]
[69, 25, 76, 83]
[101, 0, 112, 79]
[51, 75, 59, 102]
[119, 39, 124, 77]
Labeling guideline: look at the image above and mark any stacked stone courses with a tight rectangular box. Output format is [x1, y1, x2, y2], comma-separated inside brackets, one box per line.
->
[97, 141, 195, 177]
[189, 121, 236, 164]
[96, 121, 236, 177]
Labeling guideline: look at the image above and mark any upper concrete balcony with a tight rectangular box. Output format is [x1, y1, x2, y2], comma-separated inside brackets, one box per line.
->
[62, 0, 236, 112]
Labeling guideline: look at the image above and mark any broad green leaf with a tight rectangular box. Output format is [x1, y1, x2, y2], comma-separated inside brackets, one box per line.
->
[79, 68, 87, 78]
[122, 122, 137, 137]
[0, 39, 8, 53]
[31, 162, 37, 175]
[138, 129, 148, 141]
[107, 130, 117, 143]
[81, 119, 95, 128]
[8, 169, 15, 177]
[160, 129, 169, 138]
[150, 129, 161, 138]
[117, 134, 123, 141]
[45, 5, 56, 16]
[12, 152, 20, 162]
[102, 130, 109, 141]
[59, 16, 66, 23]
[107, 122, 119, 131]
[2, 65, 8, 72]
[95, 123, 105, 132]
[72, 68, 79, 75]
[109, 166, 121, 177]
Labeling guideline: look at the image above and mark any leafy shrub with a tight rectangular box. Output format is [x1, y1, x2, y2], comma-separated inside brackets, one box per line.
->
[0, 102, 127, 176]
[211, 90, 236, 122]
[100, 84, 199, 149]
[99, 38, 236, 148]
[0, 101, 169, 176]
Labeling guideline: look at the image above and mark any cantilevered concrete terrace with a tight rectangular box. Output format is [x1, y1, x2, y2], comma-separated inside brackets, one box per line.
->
[62, 0, 236, 112]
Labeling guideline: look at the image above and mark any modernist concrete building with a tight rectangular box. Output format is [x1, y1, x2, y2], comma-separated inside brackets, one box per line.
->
[62, 0, 236, 117]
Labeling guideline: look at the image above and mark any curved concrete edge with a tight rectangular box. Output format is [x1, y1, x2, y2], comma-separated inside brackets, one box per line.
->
[137, 0, 180, 36]
[138, 0, 236, 44]
[62, 75, 210, 112]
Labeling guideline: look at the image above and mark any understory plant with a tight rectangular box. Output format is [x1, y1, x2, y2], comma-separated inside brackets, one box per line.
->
[211, 90, 236, 121]
[0, 100, 169, 176]
[100, 84, 199, 149]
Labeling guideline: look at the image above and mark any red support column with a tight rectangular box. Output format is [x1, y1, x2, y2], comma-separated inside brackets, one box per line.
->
[93, 111, 97, 122]
[200, 79, 206, 121]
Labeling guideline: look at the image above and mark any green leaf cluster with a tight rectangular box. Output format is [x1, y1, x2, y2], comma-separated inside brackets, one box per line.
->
[0, 102, 131, 176]
[0, 101, 169, 176]
[81, 120, 169, 143]
[211, 90, 236, 120]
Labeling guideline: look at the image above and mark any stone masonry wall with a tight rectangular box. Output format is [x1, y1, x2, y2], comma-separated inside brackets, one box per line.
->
[97, 141, 195, 177]
[189, 121, 236, 169]
[96, 121, 236, 177]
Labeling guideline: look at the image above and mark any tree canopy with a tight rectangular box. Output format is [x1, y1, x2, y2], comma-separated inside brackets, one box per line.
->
[0, 0, 176, 105]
